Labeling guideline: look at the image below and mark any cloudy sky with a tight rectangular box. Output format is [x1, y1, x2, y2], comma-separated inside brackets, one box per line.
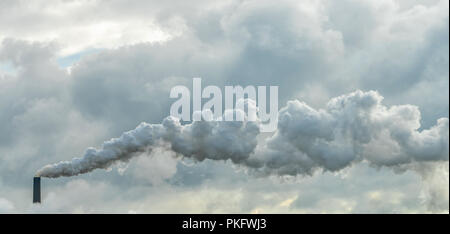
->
[0, 0, 448, 213]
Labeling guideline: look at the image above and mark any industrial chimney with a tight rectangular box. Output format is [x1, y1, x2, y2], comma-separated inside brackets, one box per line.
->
[33, 177, 41, 203]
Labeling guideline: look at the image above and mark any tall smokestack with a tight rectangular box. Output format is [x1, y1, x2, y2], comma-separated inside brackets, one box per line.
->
[33, 177, 41, 203]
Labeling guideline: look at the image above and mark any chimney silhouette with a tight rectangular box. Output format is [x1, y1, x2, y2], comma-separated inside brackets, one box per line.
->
[33, 177, 41, 203]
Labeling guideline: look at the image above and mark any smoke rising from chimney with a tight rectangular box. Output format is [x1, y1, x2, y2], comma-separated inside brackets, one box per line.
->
[36, 90, 448, 179]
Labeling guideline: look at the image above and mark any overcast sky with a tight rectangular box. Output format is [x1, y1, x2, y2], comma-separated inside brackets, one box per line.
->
[0, 0, 448, 213]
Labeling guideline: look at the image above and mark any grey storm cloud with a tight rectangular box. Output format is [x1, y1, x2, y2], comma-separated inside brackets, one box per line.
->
[0, 0, 448, 213]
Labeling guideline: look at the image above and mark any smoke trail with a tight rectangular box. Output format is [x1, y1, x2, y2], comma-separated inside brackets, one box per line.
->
[36, 109, 260, 177]
[36, 90, 449, 178]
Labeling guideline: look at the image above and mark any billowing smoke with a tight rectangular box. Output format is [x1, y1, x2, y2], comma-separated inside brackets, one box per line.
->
[249, 90, 449, 176]
[36, 106, 261, 178]
[36, 90, 449, 179]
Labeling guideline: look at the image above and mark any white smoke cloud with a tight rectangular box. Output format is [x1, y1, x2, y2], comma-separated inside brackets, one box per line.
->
[37, 90, 449, 180]
[252, 90, 449, 176]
